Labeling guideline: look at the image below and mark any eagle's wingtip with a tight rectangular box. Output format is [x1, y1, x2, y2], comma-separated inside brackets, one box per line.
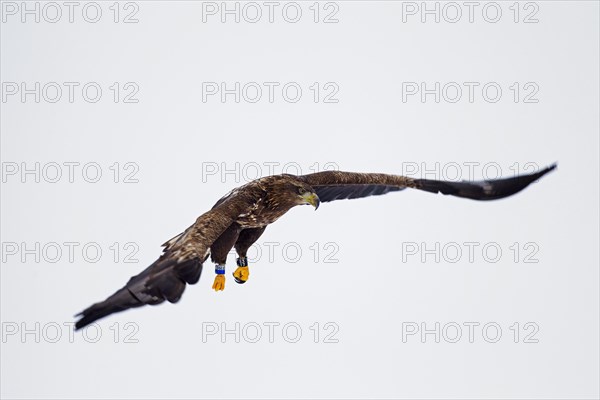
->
[541, 162, 558, 176]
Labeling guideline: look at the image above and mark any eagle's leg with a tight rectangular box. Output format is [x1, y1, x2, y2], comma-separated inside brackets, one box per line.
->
[210, 223, 242, 291]
[233, 227, 266, 284]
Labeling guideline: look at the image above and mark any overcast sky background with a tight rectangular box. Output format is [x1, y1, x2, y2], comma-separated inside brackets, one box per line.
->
[1, 1, 599, 399]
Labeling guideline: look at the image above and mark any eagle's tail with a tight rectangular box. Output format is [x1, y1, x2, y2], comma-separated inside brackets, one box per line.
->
[413, 163, 557, 201]
[74, 256, 203, 330]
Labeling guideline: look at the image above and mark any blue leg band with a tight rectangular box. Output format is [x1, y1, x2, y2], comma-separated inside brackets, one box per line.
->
[215, 264, 226, 275]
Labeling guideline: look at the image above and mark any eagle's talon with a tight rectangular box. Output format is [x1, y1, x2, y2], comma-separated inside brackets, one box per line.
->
[233, 266, 249, 284]
[212, 275, 225, 291]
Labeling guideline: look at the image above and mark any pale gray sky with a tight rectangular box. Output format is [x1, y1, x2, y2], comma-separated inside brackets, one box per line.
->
[1, 1, 598, 399]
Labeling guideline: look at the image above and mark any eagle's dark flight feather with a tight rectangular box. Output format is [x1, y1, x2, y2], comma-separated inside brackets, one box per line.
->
[412, 164, 556, 200]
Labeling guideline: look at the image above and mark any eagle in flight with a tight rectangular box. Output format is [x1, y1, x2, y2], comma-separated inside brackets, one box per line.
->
[75, 165, 556, 329]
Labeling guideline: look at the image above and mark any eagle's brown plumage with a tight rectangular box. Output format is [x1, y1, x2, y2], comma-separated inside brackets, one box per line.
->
[75, 164, 556, 329]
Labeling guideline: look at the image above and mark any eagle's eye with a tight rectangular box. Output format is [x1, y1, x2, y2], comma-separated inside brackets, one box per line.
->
[297, 187, 305, 195]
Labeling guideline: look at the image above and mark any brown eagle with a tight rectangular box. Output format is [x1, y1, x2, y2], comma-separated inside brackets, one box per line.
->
[75, 165, 556, 329]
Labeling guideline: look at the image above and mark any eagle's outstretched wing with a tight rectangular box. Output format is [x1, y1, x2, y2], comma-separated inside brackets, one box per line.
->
[300, 164, 556, 202]
[74, 206, 238, 330]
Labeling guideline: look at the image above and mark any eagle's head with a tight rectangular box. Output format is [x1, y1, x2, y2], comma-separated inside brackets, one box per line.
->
[281, 181, 321, 210]
[265, 177, 320, 211]
[294, 184, 320, 210]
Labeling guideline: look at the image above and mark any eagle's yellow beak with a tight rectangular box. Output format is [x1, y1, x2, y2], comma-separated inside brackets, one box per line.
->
[302, 192, 320, 210]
